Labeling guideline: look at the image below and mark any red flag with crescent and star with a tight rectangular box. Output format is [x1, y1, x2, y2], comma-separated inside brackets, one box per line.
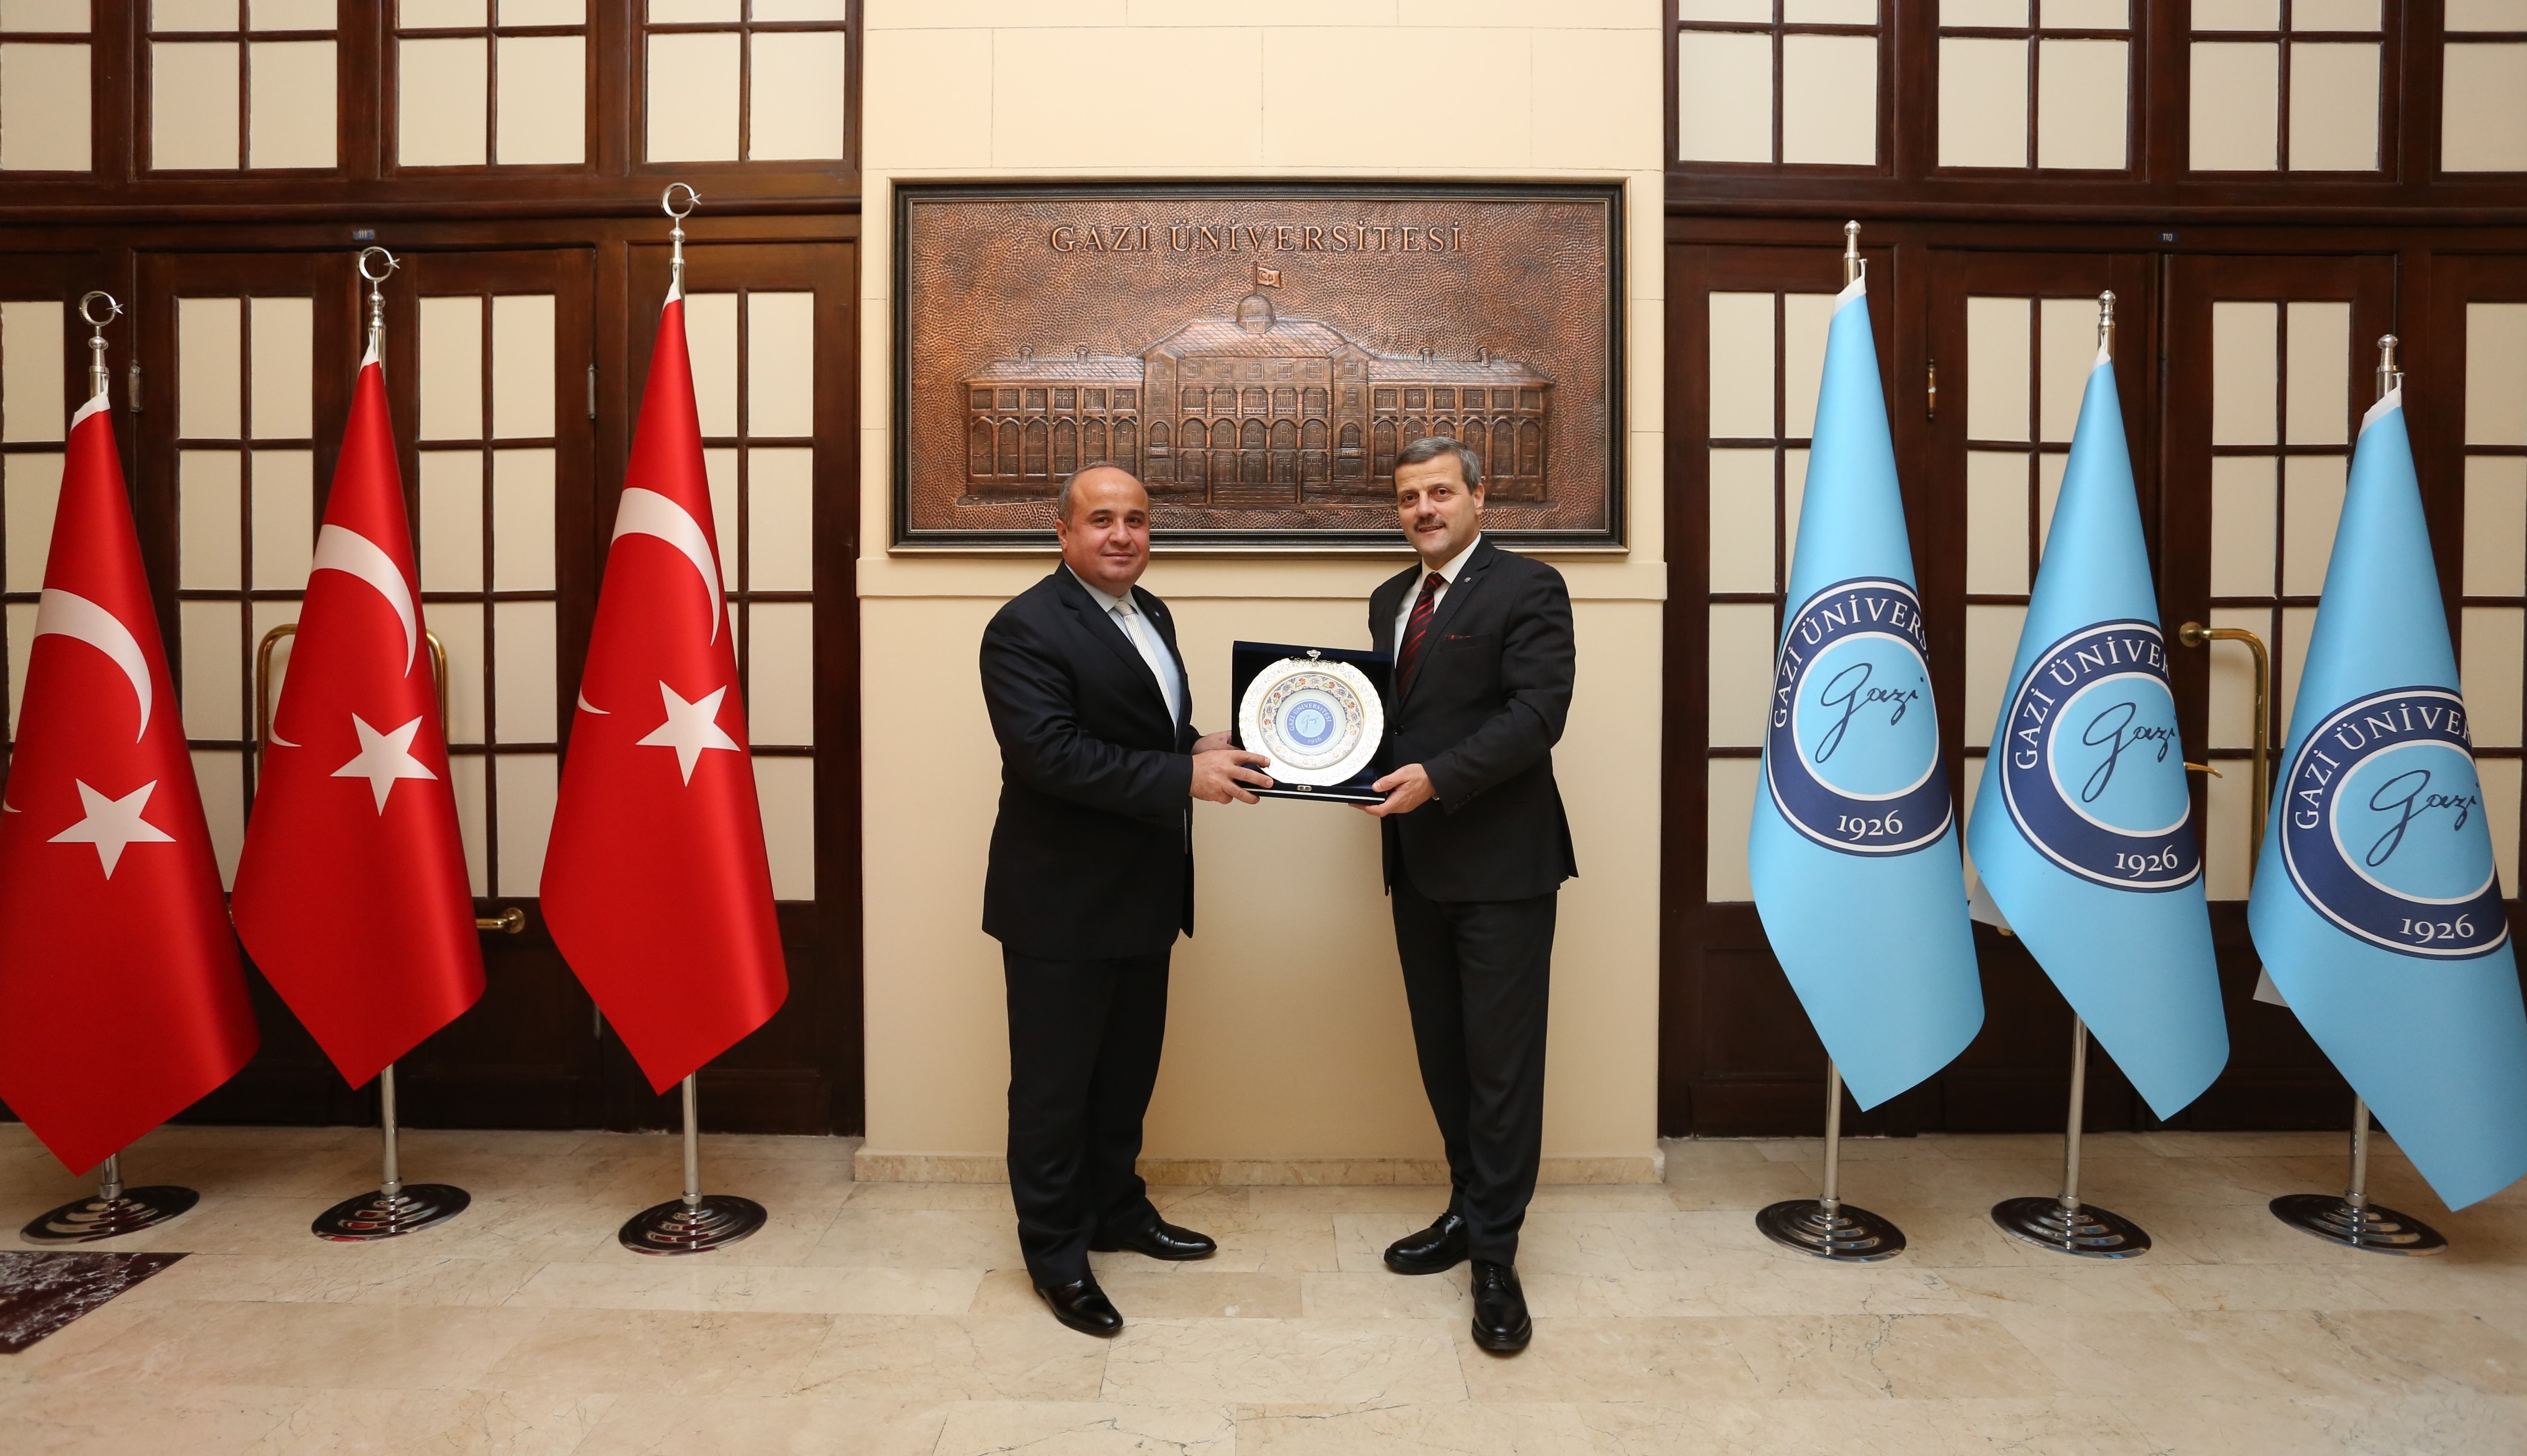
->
[0, 386, 257, 1174]
[542, 280, 786, 1091]
[231, 346, 483, 1089]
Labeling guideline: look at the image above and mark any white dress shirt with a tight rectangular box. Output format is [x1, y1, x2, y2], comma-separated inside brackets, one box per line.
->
[1069, 566, 1184, 728]
[1392, 532, 1483, 654]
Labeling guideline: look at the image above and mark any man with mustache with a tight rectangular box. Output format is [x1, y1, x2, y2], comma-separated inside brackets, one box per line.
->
[979, 464, 1273, 1337]
[1362, 434, 1577, 1354]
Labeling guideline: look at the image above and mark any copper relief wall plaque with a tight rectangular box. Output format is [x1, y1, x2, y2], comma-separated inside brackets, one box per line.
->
[892, 183, 1624, 549]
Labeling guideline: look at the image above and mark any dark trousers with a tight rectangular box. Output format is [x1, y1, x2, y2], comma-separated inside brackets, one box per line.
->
[1390, 875, 1557, 1266]
[1003, 946, 1170, 1286]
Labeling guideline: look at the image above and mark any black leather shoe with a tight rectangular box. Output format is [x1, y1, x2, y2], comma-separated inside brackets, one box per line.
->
[1469, 1260, 1532, 1353]
[1383, 1212, 1470, 1274]
[1090, 1218, 1216, 1261]
[1035, 1277, 1124, 1337]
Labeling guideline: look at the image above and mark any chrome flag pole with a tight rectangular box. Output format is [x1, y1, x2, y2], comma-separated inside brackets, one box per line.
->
[1755, 1059, 1906, 1261]
[619, 1072, 765, 1254]
[19, 295, 203, 1244]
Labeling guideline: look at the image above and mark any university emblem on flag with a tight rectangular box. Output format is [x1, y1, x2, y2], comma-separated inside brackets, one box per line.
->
[2280, 687, 2508, 959]
[1999, 620, 2198, 892]
[1765, 577, 1951, 855]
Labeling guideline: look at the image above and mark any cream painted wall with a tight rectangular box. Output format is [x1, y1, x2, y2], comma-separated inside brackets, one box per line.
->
[858, 0, 1667, 1170]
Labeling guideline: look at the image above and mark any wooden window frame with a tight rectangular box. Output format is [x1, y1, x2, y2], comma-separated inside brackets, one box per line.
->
[1673, 0, 1892, 175]
[381, 1, 597, 177]
[1932, 1, 2140, 175]
[635, 1, 855, 173]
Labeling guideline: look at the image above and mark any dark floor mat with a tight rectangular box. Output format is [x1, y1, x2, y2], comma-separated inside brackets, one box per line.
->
[0, 1250, 187, 1353]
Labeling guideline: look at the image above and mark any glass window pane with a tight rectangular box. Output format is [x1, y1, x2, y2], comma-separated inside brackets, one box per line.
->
[1707, 449, 1775, 594]
[2205, 758, 2252, 898]
[646, 30, 738, 163]
[0, 42, 90, 170]
[492, 752, 555, 897]
[418, 295, 483, 440]
[1677, 30, 1771, 164]
[2445, 45, 2527, 173]
[1939, 37, 2026, 169]
[247, 39, 335, 169]
[1965, 451, 2030, 594]
[2209, 456, 2278, 598]
[398, 36, 487, 167]
[2205, 606, 2265, 749]
[2292, 0, 2377, 29]
[179, 296, 244, 439]
[746, 292, 815, 437]
[2211, 301, 2278, 446]
[155, 0, 237, 29]
[193, 749, 244, 889]
[1966, 297, 2030, 443]
[2449, 0, 2527, 28]
[2281, 454, 2346, 596]
[250, 448, 313, 589]
[2189, 42, 2277, 171]
[400, 0, 487, 27]
[1707, 602, 1775, 748]
[490, 293, 554, 439]
[649, 0, 736, 17]
[2, 0, 93, 29]
[1964, 604, 2025, 748]
[2284, 300, 2350, 445]
[2466, 304, 2527, 446]
[5, 601, 33, 725]
[2484, 759, 2522, 900]
[1707, 293, 1775, 439]
[3, 451, 63, 592]
[179, 599, 242, 738]
[703, 446, 737, 560]
[432, 600, 485, 742]
[747, 447, 813, 591]
[2464, 457, 2527, 598]
[178, 450, 241, 588]
[491, 447, 555, 590]
[2192, 0, 2277, 26]
[2038, 297, 2098, 443]
[251, 0, 332, 27]
[418, 449, 483, 592]
[746, 601, 812, 746]
[747, 28, 847, 161]
[2042, 0, 2125, 25]
[684, 292, 738, 437]
[750, 0, 847, 16]
[2037, 449, 2067, 548]
[0, 300, 65, 440]
[2288, 42, 2377, 171]
[496, 34, 583, 165]
[1943, 0, 2025, 24]
[1781, 34, 1876, 165]
[1678, 0, 1770, 18]
[2036, 38, 2125, 170]
[753, 756, 814, 901]
[501, 0, 582, 20]
[248, 295, 312, 439]
[1707, 759, 1759, 901]
[2460, 608, 2524, 748]
[251, 596, 297, 715]
[492, 599, 555, 740]
[153, 40, 240, 169]
[1782, 294, 1837, 439]
[1785, 0, 1875, 20]
[1784, 447, 1809, 552]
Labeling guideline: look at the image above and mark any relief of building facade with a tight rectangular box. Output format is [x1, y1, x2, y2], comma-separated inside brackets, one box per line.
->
[961, 290, 1551, 508]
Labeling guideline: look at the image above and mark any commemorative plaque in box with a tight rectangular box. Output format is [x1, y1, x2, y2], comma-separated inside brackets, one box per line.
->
[1230, 641, 1392, 805]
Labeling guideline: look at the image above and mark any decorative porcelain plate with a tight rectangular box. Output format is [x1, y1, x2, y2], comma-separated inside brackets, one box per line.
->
[1238, 651, 1384, 787]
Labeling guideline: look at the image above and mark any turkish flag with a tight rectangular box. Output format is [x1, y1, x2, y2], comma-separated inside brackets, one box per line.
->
[232, 351, 483, 1088]
[543, 286, 785, 1091]
[0, 390, 258, 1174]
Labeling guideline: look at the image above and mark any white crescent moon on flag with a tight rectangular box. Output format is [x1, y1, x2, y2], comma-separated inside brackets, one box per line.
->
[612, 487, 722, 642]
[312, 524, 419, 673]
[34, 588, 153, 742]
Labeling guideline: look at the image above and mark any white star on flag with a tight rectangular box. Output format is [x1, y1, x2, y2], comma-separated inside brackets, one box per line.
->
[48, 779, 176, 877]
[635, 682, 743, 784]
[332, 714, 439, 813]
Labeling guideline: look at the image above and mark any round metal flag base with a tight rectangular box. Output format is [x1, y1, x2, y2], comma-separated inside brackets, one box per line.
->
[618, 1194, 767, 1255]
[1991, 1196, 2151, 1258]
[2269, 1193, 2447, 1255]
[311, 1184, 471, 1241]
[20, 1185, 199, 1244]
[1755, 1199, 1906, 1261]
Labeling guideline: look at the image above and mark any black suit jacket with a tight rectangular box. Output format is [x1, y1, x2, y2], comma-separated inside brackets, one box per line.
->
[1369, 537, 1578, 902]
[980, 567, 1198, 960]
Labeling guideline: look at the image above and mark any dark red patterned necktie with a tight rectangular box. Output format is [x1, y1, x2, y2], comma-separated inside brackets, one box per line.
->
[1395, 570, 1445, 691]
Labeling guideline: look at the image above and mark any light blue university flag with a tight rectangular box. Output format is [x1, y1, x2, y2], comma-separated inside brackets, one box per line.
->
[1965, 342, 2228, 1119]
[1748, 275, 1982, 1110]
[2248, 386, 2527, 1210]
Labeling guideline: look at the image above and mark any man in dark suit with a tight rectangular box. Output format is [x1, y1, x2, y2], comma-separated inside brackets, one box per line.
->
[979, 464, 1273, 1338]
[1362, 435, 1577, 1355]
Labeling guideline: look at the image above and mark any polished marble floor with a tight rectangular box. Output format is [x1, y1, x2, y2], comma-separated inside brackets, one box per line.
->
[1, 1124, 2522, 1453]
